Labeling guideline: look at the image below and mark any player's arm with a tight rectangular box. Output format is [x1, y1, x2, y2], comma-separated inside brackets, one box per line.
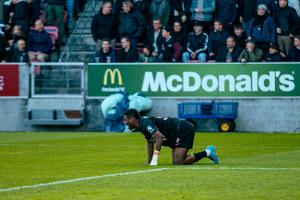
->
[149, 130, 164, 166]
[147, 142, 154, 164]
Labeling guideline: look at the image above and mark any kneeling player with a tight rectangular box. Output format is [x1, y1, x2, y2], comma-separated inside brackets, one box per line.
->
[123, 109, 219, 165]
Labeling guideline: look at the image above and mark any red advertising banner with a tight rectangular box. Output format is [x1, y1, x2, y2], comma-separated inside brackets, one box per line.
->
[0, 65, 19, 96]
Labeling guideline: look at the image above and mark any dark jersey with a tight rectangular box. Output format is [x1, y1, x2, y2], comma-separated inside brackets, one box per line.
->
[139, 116, 181, 146]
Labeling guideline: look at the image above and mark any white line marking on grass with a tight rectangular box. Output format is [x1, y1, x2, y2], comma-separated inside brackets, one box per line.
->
[1, 167, 299, 193]
[0, 168, 168, 193]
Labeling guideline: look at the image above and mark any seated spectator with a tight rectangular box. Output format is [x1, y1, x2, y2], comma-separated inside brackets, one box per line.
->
[207, 20, 230, 60]
[4, 25, 26, 61]
[238, 39, 264, 63]
[172, 21, 187, 50]
[182, 21, 208, 63]
[288, 35, 300, 61]
[28, 20, 52, 62]
[138, 45, 159, 62]
[216, 36, 242, 62]
[247, 4, 276, 52]
[145, 17, 163, 62]
[96, 38, 116, 63]
[150, 0, 171, 27]
[233, 24, 247, 49]
[91, 1, 117, 50]
[11, 39, 29, 62]
[161, 26, 181, 62]
[117, 36, 138, 62]
[264, 43, 284, 62]
[274, 0, 300, 56]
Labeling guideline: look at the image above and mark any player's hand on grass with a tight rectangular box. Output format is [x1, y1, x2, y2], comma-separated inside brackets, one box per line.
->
[150, 150, 159, 166]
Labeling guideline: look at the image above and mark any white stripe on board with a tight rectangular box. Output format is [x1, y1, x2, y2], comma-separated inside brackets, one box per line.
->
[1, 166, 299, 193]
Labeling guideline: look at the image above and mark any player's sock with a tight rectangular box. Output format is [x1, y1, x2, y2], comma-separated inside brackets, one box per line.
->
[193, 151, 207, 161]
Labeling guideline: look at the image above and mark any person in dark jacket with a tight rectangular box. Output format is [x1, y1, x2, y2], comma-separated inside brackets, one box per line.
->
[45, 0, 66, 44]
[182, 21, 208, 62]
[247, 4, 276, 52]
[274, 0, 300, 56]
[91, 1, 117, 50]
[11, 39, 29, 62]
[215, 0, 239, 32]
[288, 35, 300, 61]
[207, 20, 231, 60]
[161, 26, 181, 62]
[264, 43, 284, 62]
[216, 36, 242, 62]
[96, 38, 117, 63]
[170, 0, 191, 35]
[117, 36, 138, 62]
[28, 20, 52, 62]
[238, 0, 257, 32]
[10, 0, 30, 34]
[233, 24, 247, 48]
[118, 0, 146, 49]
[171, 21, 186, 50]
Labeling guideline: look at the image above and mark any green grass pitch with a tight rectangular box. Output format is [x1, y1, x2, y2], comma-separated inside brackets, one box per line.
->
[0, 132, 299, 199]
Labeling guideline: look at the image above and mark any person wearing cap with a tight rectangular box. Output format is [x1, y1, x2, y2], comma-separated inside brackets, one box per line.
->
[273, 0, 300, 56]
[238, 39, 264, 63]
[247, 4, 276, 52]
[264, 43, 284, 62]
[182, 21, 208, 62]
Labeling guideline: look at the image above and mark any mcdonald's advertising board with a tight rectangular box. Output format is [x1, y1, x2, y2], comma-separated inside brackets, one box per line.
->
[0, 64, 19, 96]
[88, 63, 300, 98]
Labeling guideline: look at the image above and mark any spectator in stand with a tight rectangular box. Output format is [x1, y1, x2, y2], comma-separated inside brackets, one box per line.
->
[91, 1, 117, 50]
[28, 20, 52, 62]
[117, 36, 138, 62]
[4, 25, 26, 61]
[161, 26, 181, 62]
[170, 0, 191, 34]
[182, 21, 208, 62]
[110, 0, 125, 16]
[274, 0, 299, 56]
[216, 36, 242, 62]
[189, 0, 215, 34]
[264, 43, 284, 62]
[133, 0, 150, 20]
[45, 0, 66, 45]
[11, 39, 29, 62]
[256, 0, 278, 17]
[150, 0, 171, 27]
[10, 0, 30, 34]
[288, 0, 300, 17]
[288, 35, 300, 61]
[238, 0, 257, 33]
[171, 21, 187, 50]
[145, 17, 163, 62]
[247, 4, 276, 52]
[207, 20, 231, 61]
[138, 44, 159, 62]
[215, 0, 239, 33]
[96, 38, 117, 63]
[238, 39, 264, 63]
[233, 24, 247, 48]
[118, 0, 145, 49]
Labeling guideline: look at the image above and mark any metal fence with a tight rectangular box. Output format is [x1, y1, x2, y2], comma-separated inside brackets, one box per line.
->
[31, 63, 85, 98]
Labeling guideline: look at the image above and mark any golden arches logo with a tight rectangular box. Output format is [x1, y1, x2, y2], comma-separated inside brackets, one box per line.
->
[103, 68, 123, 85]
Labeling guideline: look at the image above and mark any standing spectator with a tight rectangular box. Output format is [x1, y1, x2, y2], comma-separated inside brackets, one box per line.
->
[170, 0, 191, 34]
[256, 0, 278, 17]
[207, 20, 231, 60]
[150, 0, 171, 27]
[238, 0, 257, 32]
[171, 21, 187, 50]
[11, 39, 29, 62]
[117, 36, 138, 62]
[238, 39, 264, 62]
[3, 0, 12, 25]
[233, 24, 247, 48]
[161, 26, 181, 62]
[138, 44, 159, 62]
[274, 0, 299, 56]
[216, 36, 242, 62]
[45, 0, 66, 45]
[247, 4, 276, 52]
[288, 35, 300, 61]
[10, 0, 30, 34]
[118, 0, 145, 49]
[182, 21, 208, 62]
[189, 0, 215, 34]
[264, 43, 284, 62]
[96, 38, 117, 63]
[145, 17, 163, 62]
[91, 1, 117, 50]
[28, 20, 52, 62]
[215, 0, 239, 32]
[133, 0, 150, 20]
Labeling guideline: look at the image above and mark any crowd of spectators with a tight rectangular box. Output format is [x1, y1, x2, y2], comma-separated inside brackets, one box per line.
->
[0, 0, 88, 62]
[92, 0, 300, 63]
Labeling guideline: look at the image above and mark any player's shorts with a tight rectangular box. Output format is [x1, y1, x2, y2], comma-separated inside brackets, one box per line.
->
[172, 120, 195, 149]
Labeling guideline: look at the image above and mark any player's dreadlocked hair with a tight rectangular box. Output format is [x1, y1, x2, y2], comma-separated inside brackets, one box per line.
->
[124, 109, 140, 120]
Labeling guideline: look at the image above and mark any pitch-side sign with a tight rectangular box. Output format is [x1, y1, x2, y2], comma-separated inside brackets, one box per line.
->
[88, 63, 300, 97]
[0, 64, 19, 96]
